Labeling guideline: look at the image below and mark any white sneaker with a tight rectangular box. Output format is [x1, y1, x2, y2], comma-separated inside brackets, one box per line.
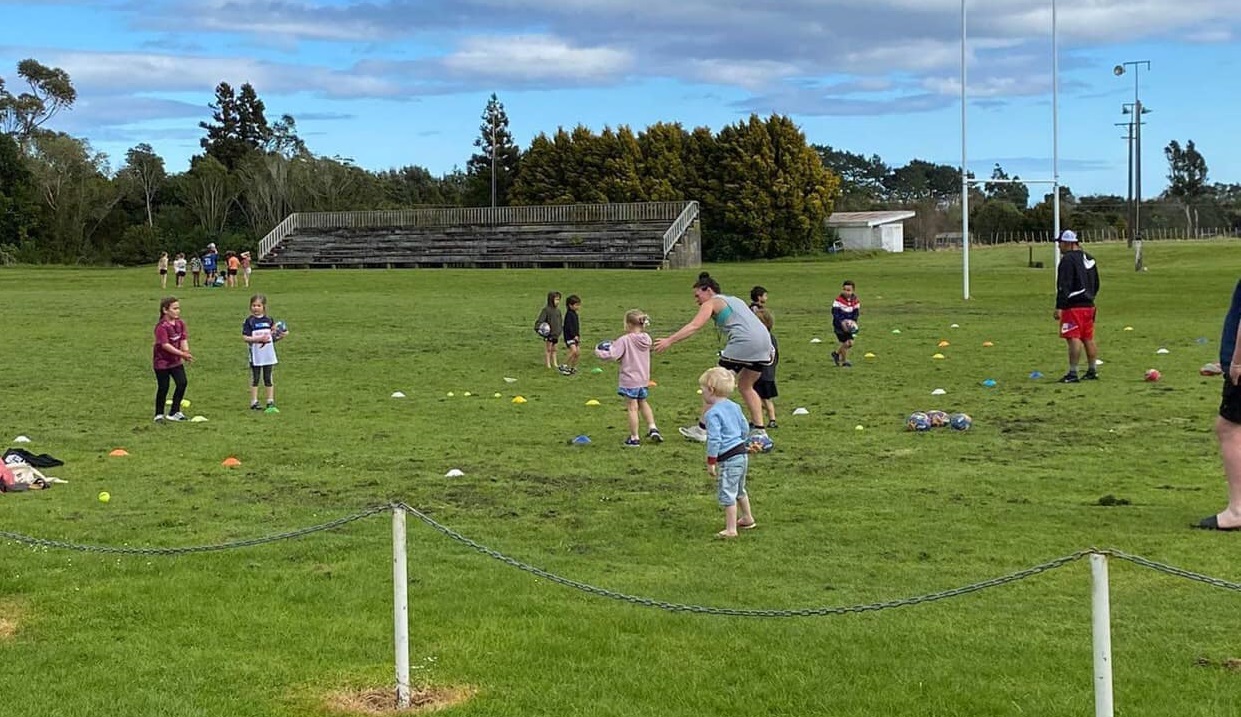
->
[153, 415, 165, 423]
[678, 425, 707, 442]
[166, 412, 188, 422]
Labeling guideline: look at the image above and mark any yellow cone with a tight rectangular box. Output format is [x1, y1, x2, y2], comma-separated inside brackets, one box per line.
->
[982, 341, 994, 347]
[932, 353, 946, 360]
[511, 396, 527, 404]
[937, 340, 950, 348]
[585, 399, 601, 406]
[864, 352, 876, 358]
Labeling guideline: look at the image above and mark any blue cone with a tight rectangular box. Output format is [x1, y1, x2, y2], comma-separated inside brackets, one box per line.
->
[1029, 371, 1043, 379]
[571, 435, 592, 445]
[981, 379, 997, 387]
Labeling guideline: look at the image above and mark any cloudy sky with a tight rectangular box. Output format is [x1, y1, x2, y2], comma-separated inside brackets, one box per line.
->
[2, 0, 1239, 198]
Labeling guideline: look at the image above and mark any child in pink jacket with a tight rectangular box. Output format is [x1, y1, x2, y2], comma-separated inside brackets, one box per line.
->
[595, 309, 663, 447]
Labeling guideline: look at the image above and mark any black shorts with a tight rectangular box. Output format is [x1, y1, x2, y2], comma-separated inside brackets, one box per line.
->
[834, 330, 855, 344]
[718, 356, 771, 374]
[544, 336, 559, 345]
[564, 337, 580, 347]
[755, 380, 778, 400]
[160, 269, 168, 275]
[1221, 376, 1241, 424]
[227, 269, 238, 276]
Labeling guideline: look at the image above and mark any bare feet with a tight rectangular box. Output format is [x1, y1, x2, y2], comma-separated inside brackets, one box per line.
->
[716, 530, 738, 539]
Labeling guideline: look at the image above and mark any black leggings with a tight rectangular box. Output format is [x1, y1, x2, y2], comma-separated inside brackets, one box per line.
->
[250, 364, 274, 387]
[155, 365, 188, 416]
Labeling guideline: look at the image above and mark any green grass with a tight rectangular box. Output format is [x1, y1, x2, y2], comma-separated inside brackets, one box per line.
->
[1, 242, 1238, 716]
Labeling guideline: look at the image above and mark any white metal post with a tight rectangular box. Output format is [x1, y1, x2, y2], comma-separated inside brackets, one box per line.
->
[1090, 553, 1115, 717]
[961, 0, 970, 300]
[393, 506, 411, 709]
[1051, 0, 1062, 277]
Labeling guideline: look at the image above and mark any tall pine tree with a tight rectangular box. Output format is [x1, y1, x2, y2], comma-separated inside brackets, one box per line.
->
[465, 93, 520, 207]
[199, 82, 272, 171]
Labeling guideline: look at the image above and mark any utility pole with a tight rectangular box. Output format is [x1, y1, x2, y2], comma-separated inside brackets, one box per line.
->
[1115, 61, 1151, 271]
[1116, 117, 1134, 247]
[489, 112, 497, 208]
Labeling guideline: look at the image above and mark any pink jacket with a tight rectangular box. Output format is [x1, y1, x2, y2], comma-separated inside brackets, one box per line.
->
[595, 332, 652, 390]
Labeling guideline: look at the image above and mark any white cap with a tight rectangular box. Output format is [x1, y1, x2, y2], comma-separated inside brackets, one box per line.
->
[1059, 230, 1078, 243]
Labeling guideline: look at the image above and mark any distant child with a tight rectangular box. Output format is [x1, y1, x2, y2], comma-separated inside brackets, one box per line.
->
[153, 296, 192, 423]
[749, 285, 768, 313]
[534, 291, 563, 369]
[560, 294, 582, 376]
[202, 244, 218, 286]
[242, 294, 286, 412]
[699, 366, 756, 538]
[753, 307, 779, 428]
[158, 252, 169, 288]
[189, 255, 202, 287]
[173, 253, 187, 288]
[595, 310, 662, 446]
[831, 280, 860, 367]
[225, 251, 240, 287]
[240, 251, 252, 287]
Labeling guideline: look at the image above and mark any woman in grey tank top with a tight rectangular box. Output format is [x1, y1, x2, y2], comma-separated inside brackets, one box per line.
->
[654, 272, 774, 442]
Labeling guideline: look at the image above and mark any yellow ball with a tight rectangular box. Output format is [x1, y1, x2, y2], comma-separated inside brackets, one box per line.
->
[98, 491, 110, 503]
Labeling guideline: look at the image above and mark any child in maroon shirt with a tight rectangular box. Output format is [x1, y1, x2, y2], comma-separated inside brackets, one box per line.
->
[153, 296, 193, 422]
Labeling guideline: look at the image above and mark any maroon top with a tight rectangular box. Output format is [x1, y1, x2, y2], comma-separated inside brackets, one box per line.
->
[153, 319, 187, 371]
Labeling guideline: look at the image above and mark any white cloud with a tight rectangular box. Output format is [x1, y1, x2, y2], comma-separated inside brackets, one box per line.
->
[441, 36, 633, 83]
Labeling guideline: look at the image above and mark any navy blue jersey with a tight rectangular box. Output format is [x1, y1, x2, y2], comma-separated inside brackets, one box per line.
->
[1221, 279, 1241, 367]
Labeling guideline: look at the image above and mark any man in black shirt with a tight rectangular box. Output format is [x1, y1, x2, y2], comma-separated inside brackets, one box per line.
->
[1054, 230, 1100, 383]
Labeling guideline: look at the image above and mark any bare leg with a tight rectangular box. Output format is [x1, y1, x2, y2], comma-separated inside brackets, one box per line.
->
[720, 504, 738, 537]
[1215, 417, 1241, 528]
[626, 399, 640, 439]
[736, 495, 755, 528]
[737, 369, 764, 428]
[1084, 339, 1099, 371]
[1066, 338, 1083, 372]
[639, 399, 657, 433]
[763, 399, 776, 425]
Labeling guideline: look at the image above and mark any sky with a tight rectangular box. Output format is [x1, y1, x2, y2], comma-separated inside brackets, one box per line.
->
[2, 0, 1239, 199]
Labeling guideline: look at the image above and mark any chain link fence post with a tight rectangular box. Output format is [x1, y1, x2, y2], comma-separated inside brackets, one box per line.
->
[392, 505, 410, 709]
[1091, 552, 1114, 717]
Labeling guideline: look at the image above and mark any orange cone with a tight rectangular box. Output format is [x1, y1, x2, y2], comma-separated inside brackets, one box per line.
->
[108, 448, 129, 457]
[221, 456, 241, 467]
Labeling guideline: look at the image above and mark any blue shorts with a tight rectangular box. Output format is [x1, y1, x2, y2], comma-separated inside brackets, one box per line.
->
[716, 454, 749, 506]
[617, 386, 649, 400]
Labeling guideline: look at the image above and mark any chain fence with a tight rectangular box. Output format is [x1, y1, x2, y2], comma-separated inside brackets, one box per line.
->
[1, 503, 1237, 615]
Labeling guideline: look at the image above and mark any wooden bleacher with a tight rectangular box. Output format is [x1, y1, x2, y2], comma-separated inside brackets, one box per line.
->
[258, 202, 701, 270]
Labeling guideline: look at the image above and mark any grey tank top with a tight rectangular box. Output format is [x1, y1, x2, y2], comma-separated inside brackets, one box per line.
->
[713, 294, 774, 363]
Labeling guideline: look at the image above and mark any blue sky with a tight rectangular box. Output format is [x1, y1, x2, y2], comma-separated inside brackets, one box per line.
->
[2, 0, 1238, 198]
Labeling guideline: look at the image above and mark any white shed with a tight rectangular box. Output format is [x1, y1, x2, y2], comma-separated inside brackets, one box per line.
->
[826, 210, 916, 253]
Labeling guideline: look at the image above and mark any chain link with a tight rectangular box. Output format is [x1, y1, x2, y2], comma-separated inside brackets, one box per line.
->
[1095, 548, 1241, 592]
[3, 503, 1236, 612]
[397, 502, 1093, 617]
[0, 504, 391, 556]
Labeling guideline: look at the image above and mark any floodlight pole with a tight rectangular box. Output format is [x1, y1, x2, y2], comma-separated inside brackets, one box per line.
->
[1051, 0, 1061, 277]
[1115, 61, 1151, 271]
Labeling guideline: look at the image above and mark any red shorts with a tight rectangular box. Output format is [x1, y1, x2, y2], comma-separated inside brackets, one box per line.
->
[1059, 306, 1096, 340]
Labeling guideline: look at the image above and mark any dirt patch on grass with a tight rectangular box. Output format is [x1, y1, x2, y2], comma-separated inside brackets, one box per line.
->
[324, 685, 476, 715]
[0, 617, 17, 640]
[0, 600, 23, 640]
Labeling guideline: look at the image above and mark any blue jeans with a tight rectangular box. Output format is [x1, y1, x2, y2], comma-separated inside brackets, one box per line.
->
[716, 454, 749, 506]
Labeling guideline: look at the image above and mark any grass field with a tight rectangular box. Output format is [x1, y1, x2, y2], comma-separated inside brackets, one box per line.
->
[1, 241, 1238, 717]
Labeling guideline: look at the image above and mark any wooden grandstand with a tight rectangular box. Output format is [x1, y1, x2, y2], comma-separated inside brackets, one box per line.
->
[257, 201, 701, 270]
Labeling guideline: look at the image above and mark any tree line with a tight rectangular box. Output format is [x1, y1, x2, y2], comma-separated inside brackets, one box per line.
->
[1, 58, 1237, 266]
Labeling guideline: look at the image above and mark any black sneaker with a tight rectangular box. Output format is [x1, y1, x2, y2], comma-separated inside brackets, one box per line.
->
[1058, 372, 1080, 383]
[250, 402, 262, 410]
[767, 420, 778, 429]
[831, 351, 841, 367]
[1083, 371, 1098, 380]
[647, 428, 664, 443]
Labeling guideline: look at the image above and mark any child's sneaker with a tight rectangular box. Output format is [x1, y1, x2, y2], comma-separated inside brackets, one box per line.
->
[831, 351, 841, 367]
[767, 420, 778, 429]
[1083, 370, 1099, 380]
[264, 402, 280, 414]
[153, 414, 165, 423]
[250, 401, 262, 411]
[842, 361, 853, 367]
[678, 425, 707, 442]
[647, 428, 664, 443]
[623, 437, 641, 447]
[557, 365, 573, 376]
[166, 412, 187, 422]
